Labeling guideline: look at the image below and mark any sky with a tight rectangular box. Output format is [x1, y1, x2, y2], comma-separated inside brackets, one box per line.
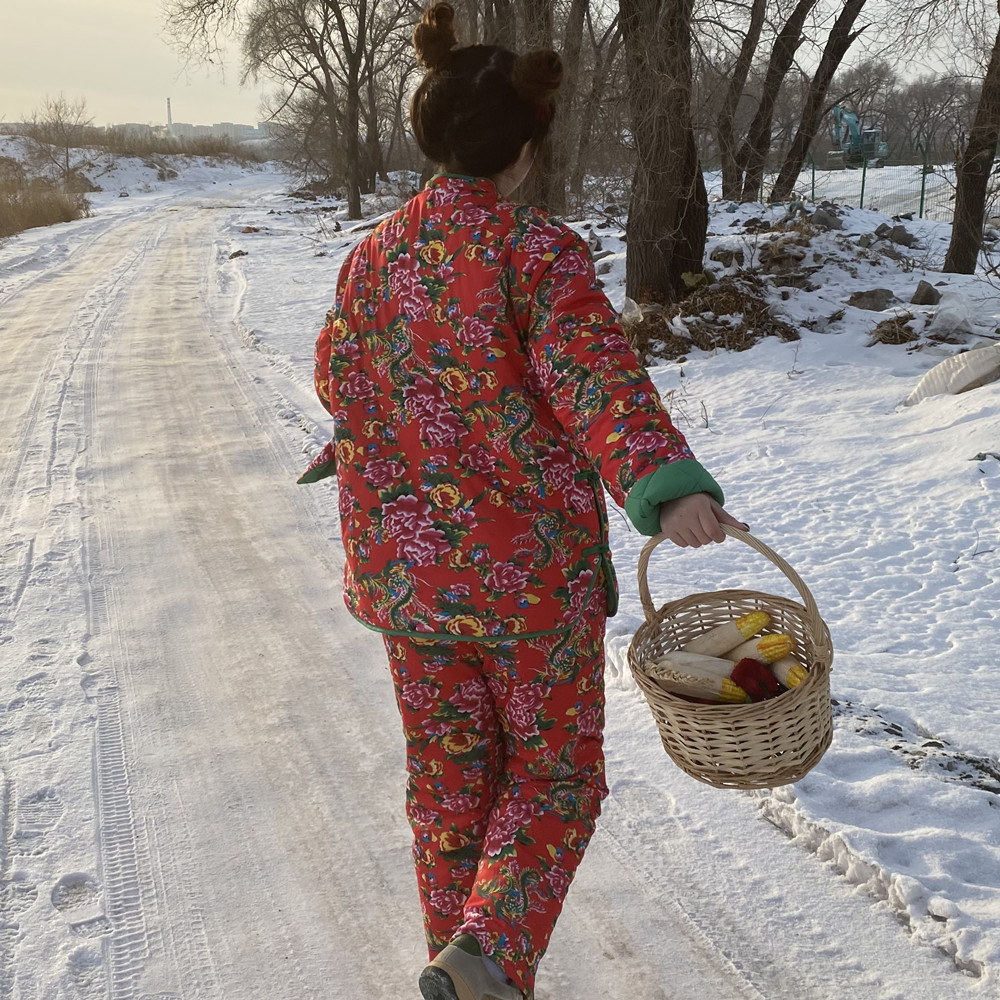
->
[0, 0, 265, 127]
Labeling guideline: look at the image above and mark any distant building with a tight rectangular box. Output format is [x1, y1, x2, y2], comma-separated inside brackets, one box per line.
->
[166, 117, 273, 142]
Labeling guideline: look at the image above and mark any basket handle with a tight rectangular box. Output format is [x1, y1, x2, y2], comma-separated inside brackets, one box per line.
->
[637, 525, 825, 639]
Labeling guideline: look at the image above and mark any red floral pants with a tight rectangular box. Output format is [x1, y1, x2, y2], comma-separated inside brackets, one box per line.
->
[383, 609, 608, 995]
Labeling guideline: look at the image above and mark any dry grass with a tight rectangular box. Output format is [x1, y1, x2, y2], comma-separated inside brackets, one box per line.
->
[96, 131, 266, 163]
[0, 185, 91, 238]
[868, 312, 918, 346]
[623, 272, 800, 362]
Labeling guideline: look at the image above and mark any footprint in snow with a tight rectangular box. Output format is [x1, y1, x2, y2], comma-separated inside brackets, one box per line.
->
[833, 699, 1000, 795]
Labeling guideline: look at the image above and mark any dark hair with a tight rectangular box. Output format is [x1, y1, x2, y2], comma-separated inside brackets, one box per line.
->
[411, 3, 563, 177]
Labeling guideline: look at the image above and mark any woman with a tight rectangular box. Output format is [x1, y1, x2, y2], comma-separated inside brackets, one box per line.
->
[300, 5, 745, 998]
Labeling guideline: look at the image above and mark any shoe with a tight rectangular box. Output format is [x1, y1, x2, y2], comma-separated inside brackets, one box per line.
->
[419, 935, 524, 1000]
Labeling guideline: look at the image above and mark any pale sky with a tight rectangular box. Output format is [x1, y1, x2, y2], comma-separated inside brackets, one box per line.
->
[0, 0, 265, 127]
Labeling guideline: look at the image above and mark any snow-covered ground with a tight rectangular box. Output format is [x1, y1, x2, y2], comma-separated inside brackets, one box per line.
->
[2, 151, 999, 999]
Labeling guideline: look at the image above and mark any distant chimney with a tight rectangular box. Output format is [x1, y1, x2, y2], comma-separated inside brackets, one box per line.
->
[167, 98, 173, 126]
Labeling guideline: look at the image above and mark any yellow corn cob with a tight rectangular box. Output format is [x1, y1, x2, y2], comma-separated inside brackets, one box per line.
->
[681, 610, 771, 658]
[769, 656, 808, 688]
[724, 633, 794, 664]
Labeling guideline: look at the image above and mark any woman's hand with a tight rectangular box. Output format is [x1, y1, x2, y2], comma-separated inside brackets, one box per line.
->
[658, 493, 748, 548]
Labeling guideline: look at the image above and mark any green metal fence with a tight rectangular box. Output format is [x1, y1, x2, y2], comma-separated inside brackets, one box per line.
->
[744, 146, 965, 223]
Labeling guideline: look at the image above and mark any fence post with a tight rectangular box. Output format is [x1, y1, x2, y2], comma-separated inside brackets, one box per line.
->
[808, 154, 816, 201]
[917, 142, 928, 218]
[860, 156, 868, 210]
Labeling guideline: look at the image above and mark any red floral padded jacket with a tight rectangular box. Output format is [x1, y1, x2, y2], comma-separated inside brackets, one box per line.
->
[302, 175, 723, 641]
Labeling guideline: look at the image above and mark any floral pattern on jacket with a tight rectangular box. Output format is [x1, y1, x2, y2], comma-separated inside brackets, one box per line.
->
[309, 175, 708, 639]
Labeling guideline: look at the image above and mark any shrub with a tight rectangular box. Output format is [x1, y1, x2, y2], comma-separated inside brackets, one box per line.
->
[95, 129, 269, 164]
[0, 186, 91, 238]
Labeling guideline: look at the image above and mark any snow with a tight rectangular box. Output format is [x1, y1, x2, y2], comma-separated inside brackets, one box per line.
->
[2, 150, 999, 999]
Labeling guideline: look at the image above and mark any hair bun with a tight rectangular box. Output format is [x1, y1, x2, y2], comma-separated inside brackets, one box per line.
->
[413, 3, 458, 70]
[512, 49, 564, 103]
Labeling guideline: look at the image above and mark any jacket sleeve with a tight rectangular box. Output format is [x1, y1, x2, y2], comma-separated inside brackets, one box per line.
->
[509, 210, 723, 534]
[299, 254, 356, 484]
[313, 254, 356, 415]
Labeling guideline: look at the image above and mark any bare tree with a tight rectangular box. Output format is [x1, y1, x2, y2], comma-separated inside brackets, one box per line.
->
[712, 0, 767, 201]
[945, 18, 1000, 273]
[769, 0, 868, 202]
[620, 0, 706, 303]
[737, 0, 816, 202]
[569, 7, 622, 199]
[22, 94, 94, 186]
[241, 0, 411, 216]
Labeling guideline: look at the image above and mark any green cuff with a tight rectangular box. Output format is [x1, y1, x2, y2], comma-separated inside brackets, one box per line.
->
[624, 460, 725, 536]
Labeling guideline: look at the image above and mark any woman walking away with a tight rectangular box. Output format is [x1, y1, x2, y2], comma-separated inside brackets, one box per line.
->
[299, 4, 745, 998]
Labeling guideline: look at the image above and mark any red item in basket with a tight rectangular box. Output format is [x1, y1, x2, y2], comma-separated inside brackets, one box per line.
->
[730, 657, 783, 701]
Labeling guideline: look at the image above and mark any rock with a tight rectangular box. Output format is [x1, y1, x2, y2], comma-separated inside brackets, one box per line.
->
[229, 249, 248, 259]
[910, 280, 942, 306]
[772, 272, 819, 291]
[889, 225, 919, 248]
[709, 246, 745, 268]
[875, 222, 893, 238]
[858, 233, 876, 248]
[811, 207, 843, 230]
[759, 239, 807, 272]
[848, 288, 895, 311]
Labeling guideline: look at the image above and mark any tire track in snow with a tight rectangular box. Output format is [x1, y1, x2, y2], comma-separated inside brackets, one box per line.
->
[0, 214, 165, 999]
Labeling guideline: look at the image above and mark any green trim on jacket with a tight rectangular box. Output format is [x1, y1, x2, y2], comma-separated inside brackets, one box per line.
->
[624, 460, 725, 536]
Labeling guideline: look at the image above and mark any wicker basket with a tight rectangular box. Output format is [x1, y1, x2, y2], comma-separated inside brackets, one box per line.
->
[628, 525, 833, 790]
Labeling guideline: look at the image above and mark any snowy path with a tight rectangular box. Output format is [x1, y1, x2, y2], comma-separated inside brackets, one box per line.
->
[0, 187, 984, 999]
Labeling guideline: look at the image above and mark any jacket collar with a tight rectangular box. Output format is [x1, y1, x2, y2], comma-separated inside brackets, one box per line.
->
[426, 173, 500, 201]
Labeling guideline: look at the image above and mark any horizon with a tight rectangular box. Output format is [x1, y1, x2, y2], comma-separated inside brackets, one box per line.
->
[0, 1, 264, 128]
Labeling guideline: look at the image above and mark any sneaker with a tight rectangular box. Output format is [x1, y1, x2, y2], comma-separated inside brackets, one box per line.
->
[419, 935, 524, 1000]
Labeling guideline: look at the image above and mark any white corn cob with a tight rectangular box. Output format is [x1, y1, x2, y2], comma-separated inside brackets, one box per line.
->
[769, 656, 808, 688]
[643, 665, 750, 704]
[642, 652, 750, 703]
[651, 650, 735, 680]
[724, 633, 794, 665]
[681, 610, 771, 657]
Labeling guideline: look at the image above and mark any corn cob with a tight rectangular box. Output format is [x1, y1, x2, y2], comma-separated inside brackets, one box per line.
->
[650, 650, 735, 679]
[641, 652, 751, 703]
[642, 664, 751, 704]
[724, 633, 794, 664]
[769, 656, 808, 688]
[681, 610, 771, 657]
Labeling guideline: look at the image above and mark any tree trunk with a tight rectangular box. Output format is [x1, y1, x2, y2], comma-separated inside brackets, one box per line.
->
[322, 75, 341, 192]
[569, 18, 621, 198]
[544, 0, 588, 214]
[483, 0, 517, 47]
[344, 66, 363, 217]
[944, 22, 1000, 274]
[769, 0, 868, 203]
[620, 0, 706, 303]
[515, 0, 558, 209]
[717, 0, 766, 201]
[737, 0, 815, 202]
